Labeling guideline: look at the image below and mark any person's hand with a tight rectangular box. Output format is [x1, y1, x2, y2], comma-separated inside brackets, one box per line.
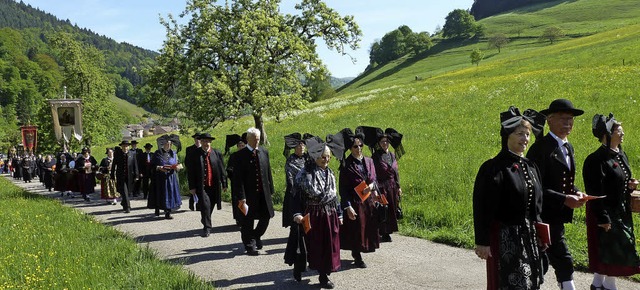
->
[190, 189, 196, 195]
[339, 217, 343, 225]
[564, 193, 586, 209]
[293, 215, 303, 224]
[628, 178, 639, 190]
[398, 188, 402, 196]
[475, 245, 491, 260]
[537, 239, 549, 252]
[362, 186, 371, 195]
[346, 206, 357, 220]
[598, 223, 612, 232]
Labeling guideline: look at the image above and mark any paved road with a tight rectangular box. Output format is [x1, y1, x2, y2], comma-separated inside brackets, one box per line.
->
[8, 176, 639, 289]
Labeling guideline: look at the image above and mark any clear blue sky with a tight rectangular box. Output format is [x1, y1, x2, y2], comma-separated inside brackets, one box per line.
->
[20, 0, 474, 78]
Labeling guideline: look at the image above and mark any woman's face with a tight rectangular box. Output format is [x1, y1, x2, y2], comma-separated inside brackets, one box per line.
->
[610, 125, 624, 146]
[351, 138, 363, 156]
[107, 150, 114, 158]
[163, 141, 172, 151]
[315, 151, 331, 169]
[507, 126, 530, 155]
[294, 142, 305, 156]
[237, 141, 246, 150]
[379, 137, 390, 151]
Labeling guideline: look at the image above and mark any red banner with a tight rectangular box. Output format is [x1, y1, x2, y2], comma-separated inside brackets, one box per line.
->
[21, 126, 37, 153]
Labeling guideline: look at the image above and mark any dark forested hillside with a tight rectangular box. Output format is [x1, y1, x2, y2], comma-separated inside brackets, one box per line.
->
[0, 0, 158, 104]
[470, 0, 558, 19]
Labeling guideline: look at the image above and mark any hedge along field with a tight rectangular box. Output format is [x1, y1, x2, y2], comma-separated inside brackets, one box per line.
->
[206, 19, 640, 277]
[0, 177, 212, 289]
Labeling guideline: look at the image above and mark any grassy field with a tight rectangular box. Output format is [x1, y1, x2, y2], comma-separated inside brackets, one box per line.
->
[0, 177, 213, 289]
[199, 0, 640, 277]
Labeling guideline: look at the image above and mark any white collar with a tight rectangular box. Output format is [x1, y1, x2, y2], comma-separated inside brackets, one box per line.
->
[549, 131, 568, 147]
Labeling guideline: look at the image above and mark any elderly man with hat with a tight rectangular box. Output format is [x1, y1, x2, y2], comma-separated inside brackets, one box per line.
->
[138, 143, 155, 199]
[111, 140, 139, 213]
[526, 99, 586, 290]
[185, 133, 202, 211]
[187, 133, 227, 237]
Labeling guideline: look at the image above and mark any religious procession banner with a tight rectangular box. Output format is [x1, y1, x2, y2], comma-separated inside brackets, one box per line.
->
[48, 99, 83, 142]
[20, 125, 37, 153]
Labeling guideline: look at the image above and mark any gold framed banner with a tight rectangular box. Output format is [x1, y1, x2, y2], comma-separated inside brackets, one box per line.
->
[21, 125, 38, 153]
[48, 99, 83, 142]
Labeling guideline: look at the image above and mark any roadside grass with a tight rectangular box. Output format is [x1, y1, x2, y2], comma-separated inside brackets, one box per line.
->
[0, 177, 213, 289]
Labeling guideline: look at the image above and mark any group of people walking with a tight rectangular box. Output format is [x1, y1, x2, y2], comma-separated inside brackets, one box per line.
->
[473, 99, 640, 290]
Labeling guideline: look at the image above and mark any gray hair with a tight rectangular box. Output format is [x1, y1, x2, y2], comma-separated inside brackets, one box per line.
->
[246, 127, 261, 137]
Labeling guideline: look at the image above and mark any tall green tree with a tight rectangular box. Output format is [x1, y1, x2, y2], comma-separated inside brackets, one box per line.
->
[141, 0, 361, 144]
[442, 9, 480, 40]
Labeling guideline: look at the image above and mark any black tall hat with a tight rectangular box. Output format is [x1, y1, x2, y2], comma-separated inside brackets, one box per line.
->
[156, 134, 182, 152]
[224, 134, 247, 155]
[540, 99, 584, 117]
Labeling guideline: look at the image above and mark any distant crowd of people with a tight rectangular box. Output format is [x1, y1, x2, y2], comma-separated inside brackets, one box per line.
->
[473, 99, 640, 290]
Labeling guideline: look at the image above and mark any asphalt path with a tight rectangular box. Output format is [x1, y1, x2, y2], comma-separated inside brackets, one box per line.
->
[7, 176, 639, 289]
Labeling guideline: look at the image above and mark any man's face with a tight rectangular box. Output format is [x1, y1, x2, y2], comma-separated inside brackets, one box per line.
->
[547, 112, 575, 139]
[248, 133, 260, 149]
[201, 139, 212, 150]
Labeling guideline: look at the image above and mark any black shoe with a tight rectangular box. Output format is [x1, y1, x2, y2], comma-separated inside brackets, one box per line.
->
[246, 248, 259, 256]
[84, 197, 90, 202]
[48, 188, 51, 192]
[165, 212, 173, 220]
[202, 228, 210, 237]
[590, 285, 604, 290]
[124, 208, 130, 213]
[381, 234, 392, 242]
[154, 209, 160, 216]
[293, 269, 301, 282]
[354, 259, 367, 268]
[319, 273, 334, 289]
[189, 201, 194, 211]
[255, 238, 263, 250]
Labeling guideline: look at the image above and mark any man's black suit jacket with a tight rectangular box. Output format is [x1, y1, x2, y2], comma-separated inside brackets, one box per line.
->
[231, 147, 275, 219]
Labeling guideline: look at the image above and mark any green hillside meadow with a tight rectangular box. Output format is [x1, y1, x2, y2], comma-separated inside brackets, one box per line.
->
[209, 0, 640, 275]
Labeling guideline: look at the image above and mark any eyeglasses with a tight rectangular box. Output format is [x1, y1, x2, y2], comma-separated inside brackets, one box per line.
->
[352, 144, 363, 148]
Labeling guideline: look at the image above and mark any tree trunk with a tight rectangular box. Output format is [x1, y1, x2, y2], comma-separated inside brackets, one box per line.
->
[253, 113, 269, 145]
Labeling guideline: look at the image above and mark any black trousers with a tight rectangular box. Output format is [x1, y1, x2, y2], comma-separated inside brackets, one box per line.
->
[240, 217, 270, 249]
[197, 186, 216, 229]
[141, 176, 151, 199]
[546, 223, 574, 282]
[119, 180, 131, 210]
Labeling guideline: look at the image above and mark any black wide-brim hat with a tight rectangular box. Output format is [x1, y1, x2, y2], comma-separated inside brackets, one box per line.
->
[130, 140, 139, 145]
[199, 133, 215, 141]
[540, 99, 584, 117]
[143, 143, 153, 149]
[119, 140, 130, 146]
[191, 133, 201, 139]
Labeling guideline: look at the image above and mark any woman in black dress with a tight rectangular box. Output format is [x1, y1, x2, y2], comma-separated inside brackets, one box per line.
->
[583, 113, 640, 290]
[473, 106, 547, 289]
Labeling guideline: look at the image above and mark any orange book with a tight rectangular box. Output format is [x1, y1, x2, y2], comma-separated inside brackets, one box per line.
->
[535, 222, 551, 245]
[581, 194, 606, 201]
[301, 213, 311, 234]
[379, 194, 389, 205]
[354, 181, 370, 202]
[237, 200, 249, 216]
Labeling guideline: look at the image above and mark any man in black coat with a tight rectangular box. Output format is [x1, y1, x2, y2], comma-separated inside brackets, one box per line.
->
[232, 128, 275, 255]
[526, 99, 586, 290]
[111, 140, 139, 213]
[184, 133, 202, 211]
[138, 143, 155, 199]
[130, 140, 143, 197]
[187, 133, 228, 237]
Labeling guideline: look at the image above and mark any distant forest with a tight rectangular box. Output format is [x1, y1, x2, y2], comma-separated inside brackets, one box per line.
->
[0, 0, 158, 105]
[470, 0, 558, 19]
